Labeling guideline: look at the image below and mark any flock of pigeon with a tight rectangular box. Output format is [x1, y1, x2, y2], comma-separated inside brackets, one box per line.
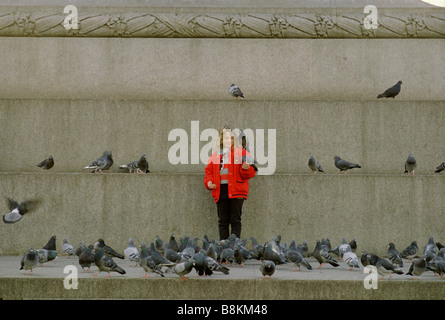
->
[18, 233, 445, 281]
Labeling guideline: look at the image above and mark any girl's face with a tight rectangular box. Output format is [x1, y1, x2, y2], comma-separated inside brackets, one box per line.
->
[222, 130, 234, 148]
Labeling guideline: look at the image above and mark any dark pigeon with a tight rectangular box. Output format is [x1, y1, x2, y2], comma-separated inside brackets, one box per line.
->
[400, 241, 418, 262]
[36, 155, 54, 172]
[43, 235, 57, 251]
[84, 150, 114, 173]
[95, 238, 124, 259]
[93, 247, 126, 277]
[377, 81, 402, 99]
[334, 156, 361, 173]
[260, 260, 276, 279]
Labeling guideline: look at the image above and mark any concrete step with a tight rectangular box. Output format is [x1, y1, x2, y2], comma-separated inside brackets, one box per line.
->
[1, 99, 444, 175]
[0, 172, 443, 256]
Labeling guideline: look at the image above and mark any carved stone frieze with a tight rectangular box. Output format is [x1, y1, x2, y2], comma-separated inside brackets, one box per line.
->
[0, 9, 443, 38]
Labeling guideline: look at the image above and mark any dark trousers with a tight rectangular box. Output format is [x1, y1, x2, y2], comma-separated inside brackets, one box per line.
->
[216, 184, 244, 240]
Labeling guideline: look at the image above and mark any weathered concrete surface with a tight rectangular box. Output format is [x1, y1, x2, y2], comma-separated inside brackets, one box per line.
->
[1, 99, 445, 175]
[0, 257, 444, 300]
[0, 38, 444, 100]
[0, 173, 443, 256]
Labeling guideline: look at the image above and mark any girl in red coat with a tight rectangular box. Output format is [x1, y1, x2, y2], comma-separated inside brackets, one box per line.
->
[204, 124, 257, 240]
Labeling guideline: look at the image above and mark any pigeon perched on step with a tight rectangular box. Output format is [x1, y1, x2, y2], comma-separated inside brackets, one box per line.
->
[422, 235, 437, 258]
[377, 80, 402, 99]
[95, 238, 124, 259]
[171, 261, 194, 280]
[124, 237, 140, 267]
[84, 150, 114, 173]
[367, 253, 403, 279]
[137, 154, 150, 173]
[36, 248, 58, 265]
[260, 260, 276, 279]
[404, 153, 417, 175]
[228, 84, 244, 99]
[387, 242, 403, 267]
[93, 247, 126, 277]
[435, 162, 445, 173]
[262, 239, 287, 265]
[139, 244, 165, 278]
[2, 198, 41, 224]
[308, 155, 324, 173]
[62, 238, 75, 258]
[343, 251, 360, 270]
[43, 235, 57, 250]
[286, 240, 312, 271]
[20, 248, 39, 275]
[406, 257, 427, 280]
[78, 244, 95, 272]
[119, 160, 139, 173]
[400, 241, 418, 262]
[426, 248, 445, 279]
[205, 256, 230, 275]
[36, 155, 54, 172]
[313, 240, 339, 269]
[334, 156, 361, 173]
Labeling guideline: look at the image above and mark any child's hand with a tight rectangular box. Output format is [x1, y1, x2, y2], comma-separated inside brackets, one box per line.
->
[207, 181, 217, 189]
[242, 162, 250, 170]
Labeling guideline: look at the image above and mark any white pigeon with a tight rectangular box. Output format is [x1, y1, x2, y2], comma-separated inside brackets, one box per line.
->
[124, 237, 141, 267]
[2, 198, 41, 224]
[228, 84, 244, 99]
[62, 238, 75, 258]
[343, 251, 360, 271]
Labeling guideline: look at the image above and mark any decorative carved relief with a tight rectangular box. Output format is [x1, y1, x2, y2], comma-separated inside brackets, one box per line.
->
[0, 10, 443, 38]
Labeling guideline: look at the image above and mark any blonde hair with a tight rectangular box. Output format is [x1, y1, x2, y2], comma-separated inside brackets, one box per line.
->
[214, 123, 241, 151]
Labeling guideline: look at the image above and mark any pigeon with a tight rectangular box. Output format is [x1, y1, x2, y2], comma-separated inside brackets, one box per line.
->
[2, 198, 41, 224]
[139, 244, 165, 278]
[422, 235, 437, 258]
[334, 156, 361, 173]
[119, 160, 139, 173]
[95, 238, 124, 259]
[313, 240, 339, 268]
[404, 153, 417, 175]
[148, 242, 174, 266]
[205, 256, 230, 275]
[192, 251, 212, 276]
[43, 235, 57, 250]
[137, 154, 149, 173]
[169, 233, 180, 252]
[367, 253, 403, 279]
[406, 257, 427, 280]
[250, 236, 264, 260]
[20, 248, 39, 275]
[435, 162, 445, 173]
[286, 240, 312, 271]
[349, 238, 358, 253]
[78, 244, 95, 272]
[241, 155, 259, 172]
[387, 242, 403, 267]
[343, 251, 360, 270]
[181, 237, 196, 259]
[205, 243, 218, 261]
[233, 245, 246, 267]
[84, 150, 114, 173]
[76, 242, 86, 257]
[262, 239, 287, 265]
[308, 155, 324, 173]
[124, 237, 140, 267]
[260, 260, 276, 279]
[220, 247, 235, 266]
[377, 80, 402, 99]
[171, 261, 194, 280]
[155, 236, 165, 254]
[36, 248, 58, 265]
[330, 239, 351, 259]
[301, 240, 312, 258]
[400, 241, 418, 262]
[164, 244, 183, 263]
[36, 155, 54, 172]
[427, 248, 445, 279]
[62, 238, 75, 258]
[229, 84, 244, 99]
[93, 247, 126, 277]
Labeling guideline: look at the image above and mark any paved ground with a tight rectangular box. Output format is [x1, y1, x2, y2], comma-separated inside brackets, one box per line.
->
[1, 254, 443, 282]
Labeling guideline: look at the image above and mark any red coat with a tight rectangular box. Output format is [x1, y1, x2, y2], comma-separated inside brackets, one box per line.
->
[204, 146, 257, 203]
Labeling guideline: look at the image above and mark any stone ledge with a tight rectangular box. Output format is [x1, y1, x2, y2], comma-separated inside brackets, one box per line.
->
[0, 0, 443, 38]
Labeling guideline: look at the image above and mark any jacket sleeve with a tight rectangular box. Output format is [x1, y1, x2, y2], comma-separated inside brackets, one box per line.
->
[204, 157, 214, 190]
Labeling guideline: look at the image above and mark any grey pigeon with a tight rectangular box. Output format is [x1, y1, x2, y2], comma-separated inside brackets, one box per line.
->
[137, 154, 149, 173]
[84, 150, 114, 173]
[62, 238, 75, 258]
[205, 243, 218, 261]
[220, 247, 235, 266]
[343, 251, 360, 270]
[313, 240, 339, 268]
[400, 241, 418, 262]
[2, 198, 41, 224]
[404, 153, 417, 175]
[36, 248, 58, 265]
[308, 155, 324, 173]
[93, 247, 126, 277]
[330, 238, 351, 259]
[422, 235, 437, 258]
[171, 260, 194, 280]
[192, 251, 211, 276]
[367, 253, 403, 279]
[301, 240, 312, 258]
[377, 80, 402, 99]
[262, 239, 286, 265]
[76, 242, 86, 257]
[250, 236, 264, 260]
[148, 242, 173, 266]
[155, 236, 165, 254]
[286, 240, 312, 271]
[334, 156, 361, 173]
[119, 160, 139, 173]
[233, 245, 246, 267]
[181, 237, 196, 259]
[95, 238, 124, 259]
[205, 256, 230, 275]
[36, 155, 54, 172]
[164, 244, 183, 263]
[406, 257, 427, 280]
[124, 237, 140, 267]
[228, 83, 244, 99]
[78, 244, 95, 272]
[43, 235, 57, 250]
[387, 242, 403, 267]
[360, 251, 371, 267]
[139, 244, 165, 278]
[349, 238, 358, 253]
[435, 162, 445, 173]
[260, 260, 276, 279]
[427, 248, 445, 279]
[20, 247, 39, 275]
[168, 233, 180, 252]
